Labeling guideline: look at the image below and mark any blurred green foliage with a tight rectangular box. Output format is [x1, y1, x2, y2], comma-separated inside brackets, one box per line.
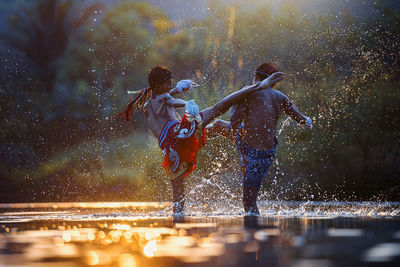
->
[0, 0, 399, 202]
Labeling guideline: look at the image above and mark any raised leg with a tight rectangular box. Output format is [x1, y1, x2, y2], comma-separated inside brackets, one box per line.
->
[201, 72, 284, 126]
[201, 84, 257, 126]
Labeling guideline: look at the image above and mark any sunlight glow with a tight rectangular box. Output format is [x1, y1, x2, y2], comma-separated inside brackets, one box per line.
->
[143, 240, 157, 257]
[62, 232, 71, 242]
[119, 254, 136, 267]
[86, 251, 99, 266]
[85, 250, 112, 266]
[112, 224, 131, 231]
[87, 231, 96, 241]
[0, 202, 171, 209]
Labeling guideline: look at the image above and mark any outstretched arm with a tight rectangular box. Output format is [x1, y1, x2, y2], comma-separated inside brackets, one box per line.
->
[281, 94, 312, 128]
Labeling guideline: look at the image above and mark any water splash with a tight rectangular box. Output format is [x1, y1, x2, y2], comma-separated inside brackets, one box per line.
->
[277, 117, 292, 135]
[1, 201, 398, 221]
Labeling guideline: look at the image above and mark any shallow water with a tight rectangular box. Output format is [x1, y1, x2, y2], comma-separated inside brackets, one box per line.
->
[0, 202, 399, 267]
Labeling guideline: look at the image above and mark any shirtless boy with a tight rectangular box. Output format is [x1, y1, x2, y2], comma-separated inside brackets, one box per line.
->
[118, 66, 284, 214]
[230, 62, 312, 215]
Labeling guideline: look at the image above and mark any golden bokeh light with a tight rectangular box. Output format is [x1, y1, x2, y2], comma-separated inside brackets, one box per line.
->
[119, 254, 136, 267]
[87, 231, 96, 241]
[143, 240, 157, 257]
[85, 250, 111, 266]
[62, 232, 71, 243]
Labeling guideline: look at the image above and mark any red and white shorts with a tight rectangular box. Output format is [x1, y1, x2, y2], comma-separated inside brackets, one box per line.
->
[158, 113, 207, 181]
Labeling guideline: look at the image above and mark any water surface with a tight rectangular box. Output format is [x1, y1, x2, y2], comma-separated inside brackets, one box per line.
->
[1, 201, 399, 266]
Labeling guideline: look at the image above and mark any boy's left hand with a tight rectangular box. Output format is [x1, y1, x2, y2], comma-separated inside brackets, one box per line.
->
[177, 80, 193, 93]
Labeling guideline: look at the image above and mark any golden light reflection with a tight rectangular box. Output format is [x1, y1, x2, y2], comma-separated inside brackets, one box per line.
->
[54, 237, 65, 247]
[101, 238, 112, 245]
[62, 232, 71, 242]
[178, 229, 187, 236]
[2, 201, 399, 266]
[0, 202, 171, 209]
[145, 230, 160, 241]
[143, 240, 157, 257]
[87, 231, 96, 241]
[254, 231, 269, 241]
[119, 253, 136, 267]
[124, 231, 133, 241]
[164, 236, 196, 247]
[112, 224, 131, 231]
[262, 228, 280, 236]
[86, 251, 99, 266]
[98, 231, 106, 239]
[225, 233, 241, 244]
[85, 250, 111, 266]
[175, 223, 217, 228]
[110, 230, 122, 243]
[60, 228, 98, 242]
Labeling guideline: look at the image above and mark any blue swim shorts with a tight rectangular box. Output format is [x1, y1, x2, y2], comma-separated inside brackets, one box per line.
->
[236, 135, 277, 188]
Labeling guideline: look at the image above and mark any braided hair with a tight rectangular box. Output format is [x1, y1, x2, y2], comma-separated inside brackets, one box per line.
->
[115, 66, 173, 122]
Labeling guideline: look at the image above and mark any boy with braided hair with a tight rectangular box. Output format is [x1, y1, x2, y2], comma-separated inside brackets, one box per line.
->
[117, 65, 284, 215]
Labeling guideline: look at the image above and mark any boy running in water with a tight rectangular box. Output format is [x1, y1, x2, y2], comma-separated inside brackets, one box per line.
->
[117, 66, 284, 214]
[230, 62, 312, 215]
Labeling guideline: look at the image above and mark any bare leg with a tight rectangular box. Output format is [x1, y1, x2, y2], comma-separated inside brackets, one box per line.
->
[170, 177, 185, 215]
[206, 119, 234, 141]
[243, 185, 260, 216]
[201, 72, 284, 126]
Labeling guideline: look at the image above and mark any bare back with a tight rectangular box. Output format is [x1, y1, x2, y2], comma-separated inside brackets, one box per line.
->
[144, 93, 181, 139]
[231, 88, 308, 150]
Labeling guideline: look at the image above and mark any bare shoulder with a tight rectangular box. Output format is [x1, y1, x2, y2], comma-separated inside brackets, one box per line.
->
[250, 88, 283, 98]
[269, 88, 289, 101]
[269, 88, 285, 95]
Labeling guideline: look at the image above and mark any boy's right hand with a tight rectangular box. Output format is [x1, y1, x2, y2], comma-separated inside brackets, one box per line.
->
[299, 116, 313, 129]
[304, 116, 313, 129]
[259, 72, 285, 89]
[177, 80, 193, 93]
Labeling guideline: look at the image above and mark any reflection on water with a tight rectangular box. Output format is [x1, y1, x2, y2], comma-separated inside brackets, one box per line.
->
[0, 202, 399, 266]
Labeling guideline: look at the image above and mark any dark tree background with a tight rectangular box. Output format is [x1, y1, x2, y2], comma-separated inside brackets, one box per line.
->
[0, 0, 399, 203]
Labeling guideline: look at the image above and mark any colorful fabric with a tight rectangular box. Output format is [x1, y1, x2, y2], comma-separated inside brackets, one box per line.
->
[159, 113, 206, 181]
[115, 88, 151, 121]
[236, 129, 277, 188]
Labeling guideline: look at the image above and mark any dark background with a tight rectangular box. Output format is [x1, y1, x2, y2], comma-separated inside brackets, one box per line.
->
[0, 0, 399, 203]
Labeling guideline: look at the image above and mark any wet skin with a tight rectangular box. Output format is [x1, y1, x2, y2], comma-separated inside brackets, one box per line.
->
[231, 87, 309, 150]
[145, 72, 285, 140]
[143, 72, 285, 215]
